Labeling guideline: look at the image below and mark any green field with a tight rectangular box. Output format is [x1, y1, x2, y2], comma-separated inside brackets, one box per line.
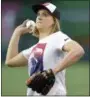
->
[1, 61, 89, 96]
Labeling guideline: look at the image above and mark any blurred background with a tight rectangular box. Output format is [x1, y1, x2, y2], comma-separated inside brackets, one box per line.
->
[1, 0, 89, 96]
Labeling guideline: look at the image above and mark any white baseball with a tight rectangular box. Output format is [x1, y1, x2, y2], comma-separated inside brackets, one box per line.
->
[26, 20, 35, 29]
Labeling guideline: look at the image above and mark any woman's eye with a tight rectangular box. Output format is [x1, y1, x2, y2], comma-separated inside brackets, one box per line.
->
[43, 13, 48, 16]
[37, 12, 49, 17]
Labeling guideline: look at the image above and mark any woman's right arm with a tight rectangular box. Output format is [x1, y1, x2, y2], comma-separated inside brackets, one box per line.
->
[5, 20, 32, 67]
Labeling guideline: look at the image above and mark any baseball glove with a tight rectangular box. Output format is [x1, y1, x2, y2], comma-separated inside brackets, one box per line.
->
[26, 69, 55, 95]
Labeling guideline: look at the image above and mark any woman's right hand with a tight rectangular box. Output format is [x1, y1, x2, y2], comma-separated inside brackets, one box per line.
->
[14, 19, 33, 36]
[5, 19, 32, 67]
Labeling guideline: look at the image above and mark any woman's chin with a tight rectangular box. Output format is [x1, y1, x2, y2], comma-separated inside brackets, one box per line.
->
[36, 26, 43, 29]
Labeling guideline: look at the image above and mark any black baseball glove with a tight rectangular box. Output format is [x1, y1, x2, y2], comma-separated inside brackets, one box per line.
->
[26, 69, 55, 95]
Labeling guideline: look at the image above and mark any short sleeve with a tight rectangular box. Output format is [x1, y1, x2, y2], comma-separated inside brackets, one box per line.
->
[55, 31, 72, 50]
[21, 45, 36, 60]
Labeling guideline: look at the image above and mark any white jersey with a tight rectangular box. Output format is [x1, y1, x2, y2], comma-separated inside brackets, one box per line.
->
[22, 31, 72, 95]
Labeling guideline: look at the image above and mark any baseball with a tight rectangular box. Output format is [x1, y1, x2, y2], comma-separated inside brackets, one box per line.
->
[26, 20, 35, 31]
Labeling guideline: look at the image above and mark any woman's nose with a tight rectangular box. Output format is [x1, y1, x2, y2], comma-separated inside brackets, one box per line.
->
[37, 15, 42, 20]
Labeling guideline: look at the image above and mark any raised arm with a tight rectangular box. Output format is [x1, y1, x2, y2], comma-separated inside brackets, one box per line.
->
[5, 20, 32, 67]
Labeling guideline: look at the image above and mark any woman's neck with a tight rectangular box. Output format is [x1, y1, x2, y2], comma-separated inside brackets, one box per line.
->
[38, 28, 52, 40]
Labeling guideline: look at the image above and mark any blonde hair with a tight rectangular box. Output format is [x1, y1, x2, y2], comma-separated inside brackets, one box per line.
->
[32, 17, 60, 37]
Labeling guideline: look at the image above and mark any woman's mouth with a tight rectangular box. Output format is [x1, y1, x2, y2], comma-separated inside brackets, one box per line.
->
[37, 21, 42, 23]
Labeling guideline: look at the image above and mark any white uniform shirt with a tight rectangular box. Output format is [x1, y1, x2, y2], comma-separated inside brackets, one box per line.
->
[22, 31, 72, 95]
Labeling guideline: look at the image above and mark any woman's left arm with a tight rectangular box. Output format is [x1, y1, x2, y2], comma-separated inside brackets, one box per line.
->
[53, 40, 85, 74]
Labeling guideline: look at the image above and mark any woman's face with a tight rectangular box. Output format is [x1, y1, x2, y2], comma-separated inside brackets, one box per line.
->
[36, 9, 54, 29]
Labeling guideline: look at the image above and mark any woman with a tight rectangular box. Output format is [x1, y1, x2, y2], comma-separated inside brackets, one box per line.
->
[5, 2, 85, 96]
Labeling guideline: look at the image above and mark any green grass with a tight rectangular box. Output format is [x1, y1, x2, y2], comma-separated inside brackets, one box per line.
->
[66, 61, 89, 96]
[1, 61, 89, 96]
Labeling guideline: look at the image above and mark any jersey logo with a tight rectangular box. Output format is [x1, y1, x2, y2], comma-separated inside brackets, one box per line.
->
[28, 43, 46, 76]
[64, 38, 69, 41]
